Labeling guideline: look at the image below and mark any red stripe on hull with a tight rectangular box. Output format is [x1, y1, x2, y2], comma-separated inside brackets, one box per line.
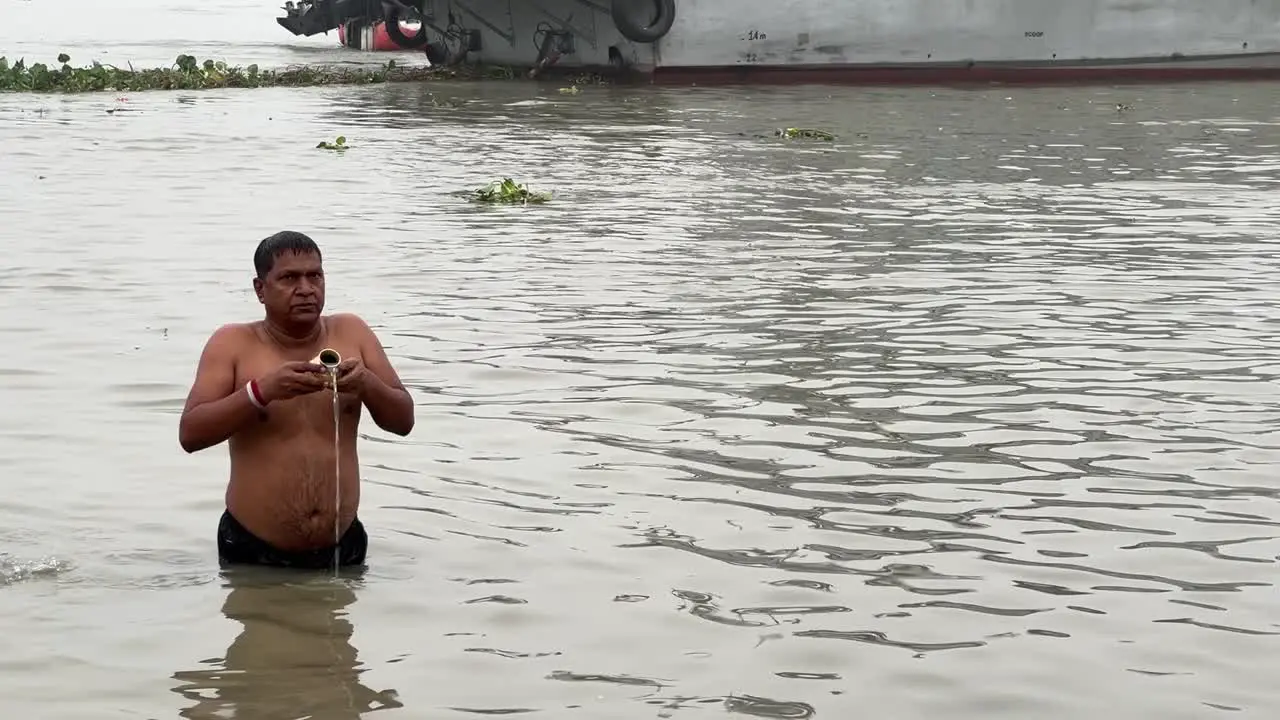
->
[648, 61, 1280, 86]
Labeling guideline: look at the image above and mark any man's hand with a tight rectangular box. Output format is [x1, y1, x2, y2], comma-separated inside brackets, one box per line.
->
[259, 361, 328, 403]
[334, 358, 369, 397]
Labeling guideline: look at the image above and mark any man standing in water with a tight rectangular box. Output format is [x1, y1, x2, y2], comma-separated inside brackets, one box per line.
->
[179, 231, 415, 569]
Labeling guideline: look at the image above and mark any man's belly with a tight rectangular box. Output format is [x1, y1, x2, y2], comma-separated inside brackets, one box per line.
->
[226, 445, 362, 552]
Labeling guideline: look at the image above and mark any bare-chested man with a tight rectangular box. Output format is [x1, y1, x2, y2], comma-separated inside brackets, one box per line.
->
[179, 231, 415, 569]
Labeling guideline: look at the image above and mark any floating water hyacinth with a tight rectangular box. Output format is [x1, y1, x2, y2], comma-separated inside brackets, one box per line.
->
[470, 178, 552, 205]
[0, 53, 525, 94]
[776, 127, 836, 141]
[317, 136, 349, 151]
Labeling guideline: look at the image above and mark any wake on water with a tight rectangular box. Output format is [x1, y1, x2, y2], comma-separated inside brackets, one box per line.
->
[0, 553, 71, 585]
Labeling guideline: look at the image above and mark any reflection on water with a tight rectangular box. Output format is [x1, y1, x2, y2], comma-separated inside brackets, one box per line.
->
[171, 569, 402, 719]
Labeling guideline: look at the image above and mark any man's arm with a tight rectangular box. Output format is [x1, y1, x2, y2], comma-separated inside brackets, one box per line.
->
[345, 314, 415, 436]
[178, 324, 260, 453]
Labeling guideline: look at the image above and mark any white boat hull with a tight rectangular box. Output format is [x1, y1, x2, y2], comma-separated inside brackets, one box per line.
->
[416, 0, 1280, 83]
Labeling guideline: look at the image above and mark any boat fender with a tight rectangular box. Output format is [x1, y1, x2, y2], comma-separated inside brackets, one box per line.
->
[383, 5, 430, 49]
[611, 0, 676, 44]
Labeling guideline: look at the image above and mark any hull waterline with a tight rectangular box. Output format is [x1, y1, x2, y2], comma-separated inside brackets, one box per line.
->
[647, 53, 1280, 86]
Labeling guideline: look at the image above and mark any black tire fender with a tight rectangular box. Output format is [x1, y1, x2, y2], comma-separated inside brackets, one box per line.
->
[384, 6, 430, 49]
[342, 19, 364, 49]
[611, 0, 676, 44]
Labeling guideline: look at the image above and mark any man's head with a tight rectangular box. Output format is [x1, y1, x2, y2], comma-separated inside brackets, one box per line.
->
[252, 231, 325, 329]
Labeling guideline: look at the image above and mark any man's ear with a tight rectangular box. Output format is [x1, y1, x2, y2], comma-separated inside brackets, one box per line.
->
[252, 277, 265, 304]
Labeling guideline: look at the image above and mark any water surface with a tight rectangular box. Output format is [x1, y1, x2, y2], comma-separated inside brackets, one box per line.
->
[3, 3, 1280, 719]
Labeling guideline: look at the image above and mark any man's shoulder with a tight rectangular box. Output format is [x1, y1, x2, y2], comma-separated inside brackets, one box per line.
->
[327, 312, 375, 333]
[205, 321, 259, 347]
[193, 322, 258, 362]
[210, 320, 259, 336]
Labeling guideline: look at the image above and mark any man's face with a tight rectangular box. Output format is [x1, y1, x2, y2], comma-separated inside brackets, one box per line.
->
[254, 250, 325, 325]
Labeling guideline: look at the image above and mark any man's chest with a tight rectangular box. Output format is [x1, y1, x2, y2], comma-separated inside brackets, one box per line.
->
[234, 342, 361, 383]
[234, 344, 365, 416]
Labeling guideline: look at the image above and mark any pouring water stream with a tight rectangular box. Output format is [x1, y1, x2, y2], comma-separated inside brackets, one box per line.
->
[316, 348, 343, 576]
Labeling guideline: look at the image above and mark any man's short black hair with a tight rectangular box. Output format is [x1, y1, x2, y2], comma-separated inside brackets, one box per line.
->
[254, 231, 321, 279]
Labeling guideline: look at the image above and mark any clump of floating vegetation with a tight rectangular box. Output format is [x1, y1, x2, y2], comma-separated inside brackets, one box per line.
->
[0, 53, 535, 94]
[471, 178, 552, 205]
[776, 127, 835, 141]
[316, 135, 349, 151]
[558, 85, 582, 95]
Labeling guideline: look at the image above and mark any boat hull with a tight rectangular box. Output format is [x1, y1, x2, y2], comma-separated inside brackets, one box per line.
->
[404, 0, 1280, 84]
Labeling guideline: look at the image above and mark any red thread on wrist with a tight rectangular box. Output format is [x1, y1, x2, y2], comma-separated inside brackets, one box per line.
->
[248, 379, 267, 408]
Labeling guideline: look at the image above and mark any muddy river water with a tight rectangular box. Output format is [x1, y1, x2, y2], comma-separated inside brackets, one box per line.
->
[2, 1, 1280, 717]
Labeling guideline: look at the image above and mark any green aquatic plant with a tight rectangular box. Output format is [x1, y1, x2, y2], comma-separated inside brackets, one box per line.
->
[0, 53, 527, 94]
[471, 178, 552, 205]
[316, 135, 349, 151]
[558, 85, 581, 95]
[776, 127, 835, 141]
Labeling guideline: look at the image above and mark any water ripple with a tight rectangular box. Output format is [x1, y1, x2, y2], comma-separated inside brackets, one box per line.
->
[0, 554, 72, 585]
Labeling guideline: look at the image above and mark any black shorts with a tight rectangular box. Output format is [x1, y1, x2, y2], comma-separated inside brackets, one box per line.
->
[216, 509, 368, 570]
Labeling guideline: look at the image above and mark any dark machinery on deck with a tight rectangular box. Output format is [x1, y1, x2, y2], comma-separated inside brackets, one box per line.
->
[276, 0, 675, 62]
[278, 0, 448, 57]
